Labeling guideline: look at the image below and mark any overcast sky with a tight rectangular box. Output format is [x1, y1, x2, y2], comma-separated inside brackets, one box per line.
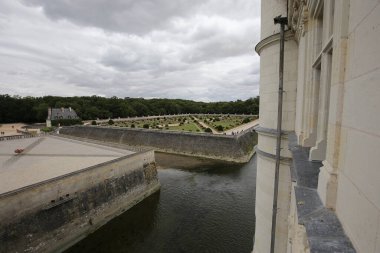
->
[0, 0, 260, 102]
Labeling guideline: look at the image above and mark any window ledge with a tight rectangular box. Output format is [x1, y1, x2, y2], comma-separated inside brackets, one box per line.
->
[288, 133, 356, 253]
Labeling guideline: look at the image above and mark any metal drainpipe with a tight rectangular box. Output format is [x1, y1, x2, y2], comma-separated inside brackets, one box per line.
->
[270, 15, 288, 253]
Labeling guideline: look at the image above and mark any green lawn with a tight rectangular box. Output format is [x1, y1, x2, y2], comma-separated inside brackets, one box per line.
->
[105, 116, 203, 132]
[168, 122, 203, 132]
[203, 117, 242, 131]
[201, 115, 257, 132]
[102, 115, 257, 133]
[209, 120, 239, 129]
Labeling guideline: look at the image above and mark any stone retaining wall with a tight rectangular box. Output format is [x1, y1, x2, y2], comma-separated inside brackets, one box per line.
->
[60, 126, 258, 163]
[0, 150, 160, 253]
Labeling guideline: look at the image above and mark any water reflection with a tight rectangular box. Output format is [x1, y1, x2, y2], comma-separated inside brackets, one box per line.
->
[66, 154, 256, 253]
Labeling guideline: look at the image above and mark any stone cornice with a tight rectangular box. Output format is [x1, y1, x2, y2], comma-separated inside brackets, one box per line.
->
[255, 30, 295, 55]
[254, 125, 291, 138]
[255, 147, 292, 165]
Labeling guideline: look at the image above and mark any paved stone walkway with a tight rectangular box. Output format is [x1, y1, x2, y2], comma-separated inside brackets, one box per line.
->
[224, 119, 259, 135]
[0, 135, 134, 194]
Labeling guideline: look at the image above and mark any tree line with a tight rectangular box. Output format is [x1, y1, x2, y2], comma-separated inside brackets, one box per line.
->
[0, 94, 259, 123]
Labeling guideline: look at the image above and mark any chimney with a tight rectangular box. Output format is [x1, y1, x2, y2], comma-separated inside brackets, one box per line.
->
[61, 107, 64, 112]
[69, 107, 72, 112]
[48, 107, 52, 119]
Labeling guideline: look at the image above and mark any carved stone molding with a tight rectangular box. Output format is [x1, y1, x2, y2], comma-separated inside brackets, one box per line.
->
[255, 30, 295, 55]
[289, 0, 309, 41]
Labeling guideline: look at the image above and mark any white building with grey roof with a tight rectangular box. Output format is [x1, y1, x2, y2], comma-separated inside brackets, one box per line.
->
[46, 107, 79, 127]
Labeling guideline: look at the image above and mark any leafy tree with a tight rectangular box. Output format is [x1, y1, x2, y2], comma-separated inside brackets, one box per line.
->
[0, 95, 259, 123]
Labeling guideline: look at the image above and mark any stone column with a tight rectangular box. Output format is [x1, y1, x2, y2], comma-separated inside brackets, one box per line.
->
[309, 51, 332, 161]
[294, 35, 307, 140]
[317, 0, 349, 209]
[253, 1, 298, 252]
[309, 0, 335, 161]
[300, 16, 323, 148]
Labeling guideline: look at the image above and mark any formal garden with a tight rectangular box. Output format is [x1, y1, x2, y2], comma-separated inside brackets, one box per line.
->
[99, 116, 204, 133]
[196, 115, 259, 132]
[97, 114, 258, 134]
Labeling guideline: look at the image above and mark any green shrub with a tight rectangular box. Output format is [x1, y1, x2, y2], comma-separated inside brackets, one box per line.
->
[41, 127, 54, 132]
[205, 128, 212, 133]
[143, 124, 149, 129]
[108, 119, 114, 125]
[131, 124, 135, 128]
[52, 119, 82, 126]
[91, 120, 97, 125]
[242, 117, 251, 124]
[216, 125, 224, 131]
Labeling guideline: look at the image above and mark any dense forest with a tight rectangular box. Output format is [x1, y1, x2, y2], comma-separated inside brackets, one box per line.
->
[0, 94, 259, 123]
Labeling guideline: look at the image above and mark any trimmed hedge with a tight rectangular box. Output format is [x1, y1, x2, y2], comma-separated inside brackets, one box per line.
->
[51, 119, 82, 126]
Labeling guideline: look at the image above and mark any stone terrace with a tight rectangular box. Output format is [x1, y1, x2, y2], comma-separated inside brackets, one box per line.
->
[0, 135, 134, 194]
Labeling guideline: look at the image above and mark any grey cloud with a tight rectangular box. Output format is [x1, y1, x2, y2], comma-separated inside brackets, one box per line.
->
[21, 0, 203, 35]
[0, 0, 261, 101]
[99, 43, 189, 77]
[167, 15, 260, 63]
[100, 47, 160, 72]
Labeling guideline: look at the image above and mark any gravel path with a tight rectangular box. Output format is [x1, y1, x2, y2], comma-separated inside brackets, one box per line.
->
[224, 119, 259, 135]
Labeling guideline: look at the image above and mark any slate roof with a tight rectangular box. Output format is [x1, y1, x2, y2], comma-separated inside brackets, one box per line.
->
[48, 108, 79, 120]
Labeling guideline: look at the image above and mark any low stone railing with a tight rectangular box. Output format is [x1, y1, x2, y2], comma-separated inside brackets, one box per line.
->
[0, 132, 48, 142]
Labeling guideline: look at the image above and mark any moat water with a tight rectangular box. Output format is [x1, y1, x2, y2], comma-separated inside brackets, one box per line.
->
[65, 153, 256, 253]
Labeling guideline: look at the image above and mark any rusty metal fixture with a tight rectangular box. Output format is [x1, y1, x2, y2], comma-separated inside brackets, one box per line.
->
[14, 149, 24, 154]
[270, 15, 288, 253]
